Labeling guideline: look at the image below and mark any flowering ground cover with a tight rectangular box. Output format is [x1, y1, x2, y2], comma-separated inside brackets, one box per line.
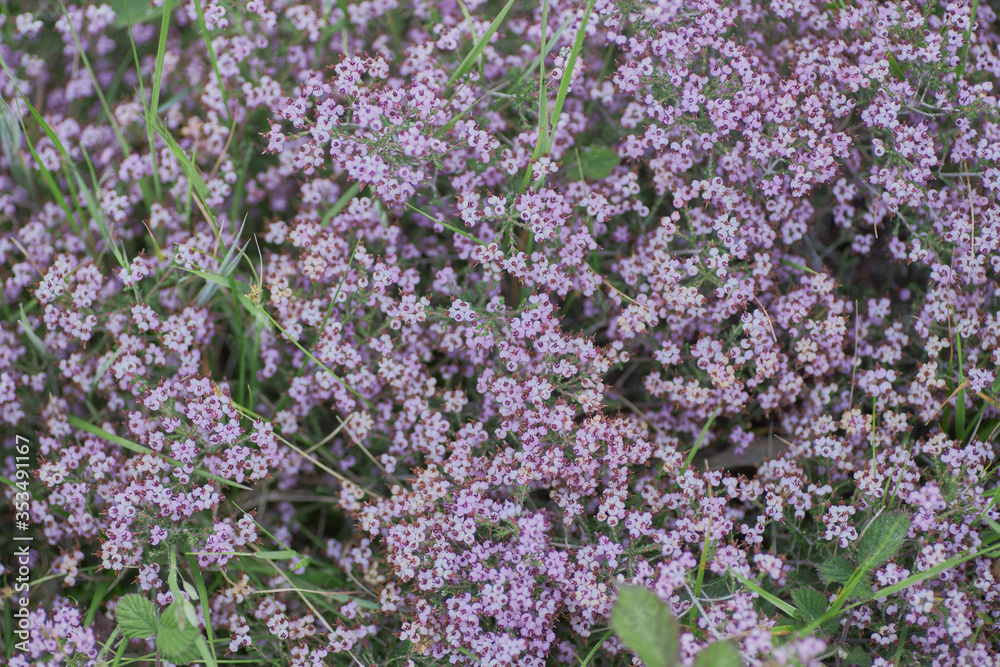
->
[2, 0, 1000, 664]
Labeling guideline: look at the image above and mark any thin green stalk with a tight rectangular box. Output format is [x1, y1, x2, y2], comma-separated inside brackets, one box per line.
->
[955, 328, 967, 439]
[68, 415, 251, 491]
[404, 201, 490, 246]
[242, 298, 372, 410]
[509, 16, 572, 92]
[321, 181, 362, 227]
[536, 0, 550, 153]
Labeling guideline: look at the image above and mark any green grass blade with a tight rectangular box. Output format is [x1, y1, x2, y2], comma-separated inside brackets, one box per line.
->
[231, 288, 373, 410]
[18, 305, 47, 358]
[176, 265, 257, 313]
[404, 201, 489, 246]
[0, 98, 34, 198]
[545, 0, 596, 155]
[455, 0, 483, 79]
[151, 0, 175, 119]
[123, 0, 163, 202]
[685, 406, 721, 468]
[509, 16, 571, 92]
[956, 0, 980, 77]
[579, 629, 614, 667]
[447, 0, 517, 86]
[196, 217, 249, 305]
[145, 0, 175, 202]
[321, 181, 361, 227]
[184, 554, 219, 664]
[0, 54, 122, 268]
[0, 57, 84, 237]
[68, 415, 252, 491]
[850, 542, 1000, 608]
[56, 0, 130, 154]
[536, 0, 550, 154]
[727, 568, 799, 618]
[149, 116, 210, 202]
[518, 0, 597, 191]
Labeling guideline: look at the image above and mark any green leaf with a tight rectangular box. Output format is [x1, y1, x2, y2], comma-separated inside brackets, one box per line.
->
[111, 0, 164, 26]
[790, 587, 829, 624]
[195, 216, 249, 306]
[817, 556, 855, 585]
[577, 146, 620, 180]
[610, 585, 680, 667]
[157, 602, 200, 664]
[253, 549, 301, 560]
[791, 587, 840, 634]
[857, 511, 911, 568]
[685, 406, 722, 469]
[844, 647, 873, 667]
[115, 594, 158, 639]
[695, 641, 742, 667]
[778, 257, 821, 276]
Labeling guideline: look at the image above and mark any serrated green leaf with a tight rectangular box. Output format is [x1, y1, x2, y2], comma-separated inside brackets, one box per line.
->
[157, 602, 200, 663]
[695, 641, 742, 667]
[790, 587, 829, 624]
[844, 646, 873, 667]
[578, 146, 620, 180]
[610, 585, 680, 667]
[115, 594, 158, 639]
[818, 556, 855, 585]
[158, 630, 201, 665]
[850, 577, 875, 602]
[858, 511, 911, 568]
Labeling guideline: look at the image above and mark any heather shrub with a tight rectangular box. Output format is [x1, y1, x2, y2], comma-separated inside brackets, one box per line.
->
[2, 0, 1000, 665]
